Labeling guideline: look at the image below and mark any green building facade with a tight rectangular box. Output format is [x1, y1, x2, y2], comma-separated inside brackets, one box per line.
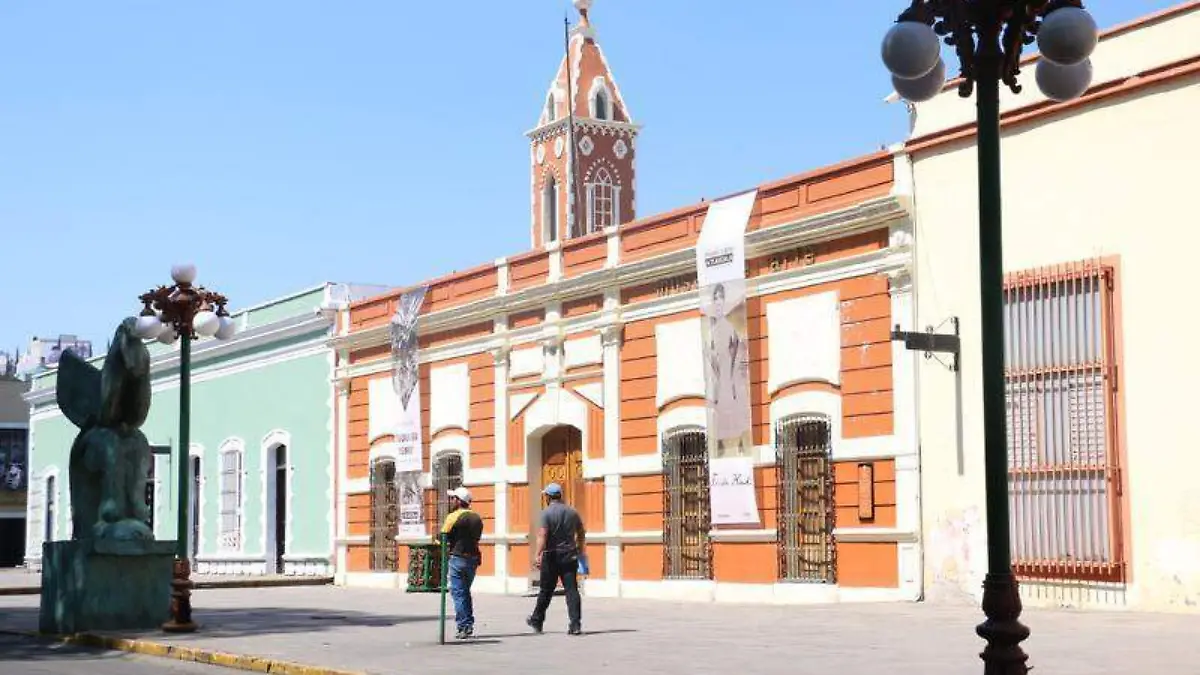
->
[23, 282, 386, 576]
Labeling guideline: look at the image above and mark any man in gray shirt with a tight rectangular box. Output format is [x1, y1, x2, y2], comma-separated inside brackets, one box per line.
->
[526, 482, 585, 635]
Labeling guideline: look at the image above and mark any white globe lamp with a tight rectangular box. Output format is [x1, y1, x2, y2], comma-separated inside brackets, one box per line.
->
[193, 310, 220, 338]
[156, 324, 178, 345]
[134, 314, 163, 340]
[170, 263, 197, 285]
[892, 58, 947, 103]
[215, 316, 237, 341]
[1037, 6, 1098, 66]
[881, 21, 942, 80]
[1036, 58, 1093, 102]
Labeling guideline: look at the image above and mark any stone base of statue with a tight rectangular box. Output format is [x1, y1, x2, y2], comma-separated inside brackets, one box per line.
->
[39, 539, 175, 635]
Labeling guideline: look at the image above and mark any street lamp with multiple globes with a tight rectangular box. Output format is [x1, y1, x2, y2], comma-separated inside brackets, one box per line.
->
[132, 263, 236, 633]
[881, 2, 1098, 674]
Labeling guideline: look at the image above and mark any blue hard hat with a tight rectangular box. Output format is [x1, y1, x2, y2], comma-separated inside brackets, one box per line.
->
[543, 482, 563, 497]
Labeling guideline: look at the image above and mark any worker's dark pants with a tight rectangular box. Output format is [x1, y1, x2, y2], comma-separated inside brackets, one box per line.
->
[531, 549, 581, 629]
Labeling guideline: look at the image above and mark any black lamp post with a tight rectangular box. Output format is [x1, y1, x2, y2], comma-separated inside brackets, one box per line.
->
[131, 263, 236, 633]
[880, 2, 1098, 673]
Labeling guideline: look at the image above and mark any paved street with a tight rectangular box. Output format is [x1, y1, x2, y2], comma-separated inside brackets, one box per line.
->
[0, 633, 224, 675]
[1, 585, 1197, 674]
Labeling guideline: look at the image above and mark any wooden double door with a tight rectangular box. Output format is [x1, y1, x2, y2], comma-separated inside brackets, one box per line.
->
[533, 426, 585, 583]
[541, 426, 584, 508]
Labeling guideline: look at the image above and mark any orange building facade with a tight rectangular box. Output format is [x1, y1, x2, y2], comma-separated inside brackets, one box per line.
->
[330, 5, 921, 604]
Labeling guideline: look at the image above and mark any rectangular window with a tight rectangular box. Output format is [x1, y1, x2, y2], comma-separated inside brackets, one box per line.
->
[662, 429, 712, 580]
[775, 416, 836, 583]
[1004, 259, 1125, 582]
[369, 458, 398, 572]
[219, 450, 243, 551]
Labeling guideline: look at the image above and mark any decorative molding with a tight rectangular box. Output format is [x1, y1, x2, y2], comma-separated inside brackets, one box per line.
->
[260, 429, 293, 571]
[654, 318, 705, 409]
[217, 437, 247, 554]
[25, 313, 331, 407]
[329, 197, 910, 365]
[571, 381, 604, 409]
[429, 362, 470, 437]
[765, 291, 841, 395]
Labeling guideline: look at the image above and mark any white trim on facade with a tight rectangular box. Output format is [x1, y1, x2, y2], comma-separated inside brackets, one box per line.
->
[261, 429, 293, 575]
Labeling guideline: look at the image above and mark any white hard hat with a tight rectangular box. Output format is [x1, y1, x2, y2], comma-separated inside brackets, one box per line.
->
[448, 487, 472, 504]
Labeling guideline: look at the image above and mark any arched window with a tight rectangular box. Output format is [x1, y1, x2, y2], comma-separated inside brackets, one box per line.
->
[588, 167, 615, 233]
[593, 89, 609, 120]
[662, 427, 711, 580]
[218, 442, 244, 551]
[44, 475, 56, 543]
[369, 457, 398, 571]
[432, 453, 464, 528]
[545, 93, 556, 122]
[775, 415, 835, 583]
[543, 175, 559, 243]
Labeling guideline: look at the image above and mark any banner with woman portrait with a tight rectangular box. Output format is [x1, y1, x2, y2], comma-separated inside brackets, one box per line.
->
[695, 190, 759, 525]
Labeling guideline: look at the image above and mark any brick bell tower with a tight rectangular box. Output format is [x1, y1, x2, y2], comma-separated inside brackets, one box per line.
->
[528, 0, 640, 249]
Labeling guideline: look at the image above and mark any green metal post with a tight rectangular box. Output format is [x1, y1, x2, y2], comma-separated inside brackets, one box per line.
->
[438, 533, 449, 644]
[176, 332, 191, 560]
[163, 330, 197, 633]
[973, 38, 1030, 675]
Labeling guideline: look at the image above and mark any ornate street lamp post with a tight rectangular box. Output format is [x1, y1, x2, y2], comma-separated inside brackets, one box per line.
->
[881, 2, 1098, 673]
[131, 264, 236, 633]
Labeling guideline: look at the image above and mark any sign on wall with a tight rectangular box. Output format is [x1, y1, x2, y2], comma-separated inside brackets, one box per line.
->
[695, 190, 760, 526]
[390, 287, 428, 536]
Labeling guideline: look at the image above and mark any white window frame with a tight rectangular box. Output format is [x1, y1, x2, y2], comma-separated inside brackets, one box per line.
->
[217, 438, 245, 552]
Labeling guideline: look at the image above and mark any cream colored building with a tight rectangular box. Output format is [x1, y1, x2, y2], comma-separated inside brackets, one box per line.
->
[905, 2, 1200, 611]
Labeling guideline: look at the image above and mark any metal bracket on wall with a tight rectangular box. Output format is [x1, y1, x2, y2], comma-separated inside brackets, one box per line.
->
[891, 317, 960, 372]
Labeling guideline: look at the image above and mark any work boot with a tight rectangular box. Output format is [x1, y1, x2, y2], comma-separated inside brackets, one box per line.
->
[525, 616, 543, 634]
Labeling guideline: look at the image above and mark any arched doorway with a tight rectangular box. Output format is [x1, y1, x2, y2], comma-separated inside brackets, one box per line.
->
[271, 445, 288, 574]
[531, 425, 584, 587]
[189, 455, 201, 564]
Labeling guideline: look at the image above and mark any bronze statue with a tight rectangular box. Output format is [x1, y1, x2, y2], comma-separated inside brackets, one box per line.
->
[57, 317, 154, 541]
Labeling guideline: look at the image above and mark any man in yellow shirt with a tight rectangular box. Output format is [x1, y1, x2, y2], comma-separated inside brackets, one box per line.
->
[441, 487, 484, 640]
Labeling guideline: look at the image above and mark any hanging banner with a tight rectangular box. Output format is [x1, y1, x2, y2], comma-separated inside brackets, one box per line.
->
[390, 286, 427, 536]
[696, 190, 759, 525]
[709, 456, 759, 525]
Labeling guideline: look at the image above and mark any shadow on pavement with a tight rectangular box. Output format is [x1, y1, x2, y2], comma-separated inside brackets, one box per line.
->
[482, 628, 638, 639]
[0, 605, 438, 640]
[0, 633, 123, 663]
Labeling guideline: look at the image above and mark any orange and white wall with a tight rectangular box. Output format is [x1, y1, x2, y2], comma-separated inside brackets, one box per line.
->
[330, 151, 927, 604]
[908, 2, 1200, 612]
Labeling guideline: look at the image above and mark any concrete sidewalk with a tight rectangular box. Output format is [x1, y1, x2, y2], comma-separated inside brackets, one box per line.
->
[0, 568, 332, 595]
[1, 585, 1195, 675]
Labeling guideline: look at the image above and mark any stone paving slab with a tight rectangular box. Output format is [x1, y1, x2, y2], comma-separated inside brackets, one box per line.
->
[1, 585, 1195, 675]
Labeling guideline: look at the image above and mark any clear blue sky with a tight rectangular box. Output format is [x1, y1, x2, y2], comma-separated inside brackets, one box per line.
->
[0, 1, 1165, 351]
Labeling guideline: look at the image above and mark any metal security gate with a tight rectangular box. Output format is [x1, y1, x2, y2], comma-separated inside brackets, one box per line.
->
[662, 428, 712, 580]
[433, 453, 464, 527]
[369, 458, 398, 572]
[1004, 260, 1124, 582]
[776, 416, 836, 583]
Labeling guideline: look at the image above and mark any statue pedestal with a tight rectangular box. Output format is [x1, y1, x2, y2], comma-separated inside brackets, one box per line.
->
[39, 539, 176, 635]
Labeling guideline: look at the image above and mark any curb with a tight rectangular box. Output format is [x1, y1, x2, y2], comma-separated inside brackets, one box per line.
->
[0, 576, 333, 596]
[0, 629, 365, 675]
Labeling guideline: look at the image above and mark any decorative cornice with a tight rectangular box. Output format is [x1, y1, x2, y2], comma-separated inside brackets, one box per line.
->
[526, 117, 641, 143]
[25, 312, 332, 407]
[334, 245, 910, 384]
[329, 196, 908, 359]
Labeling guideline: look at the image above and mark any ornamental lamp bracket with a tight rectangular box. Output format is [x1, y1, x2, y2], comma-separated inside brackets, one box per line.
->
[891, 316, 960, 372]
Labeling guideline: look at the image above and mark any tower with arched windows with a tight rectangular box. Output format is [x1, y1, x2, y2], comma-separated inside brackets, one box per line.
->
[528, 0, 639, 248]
